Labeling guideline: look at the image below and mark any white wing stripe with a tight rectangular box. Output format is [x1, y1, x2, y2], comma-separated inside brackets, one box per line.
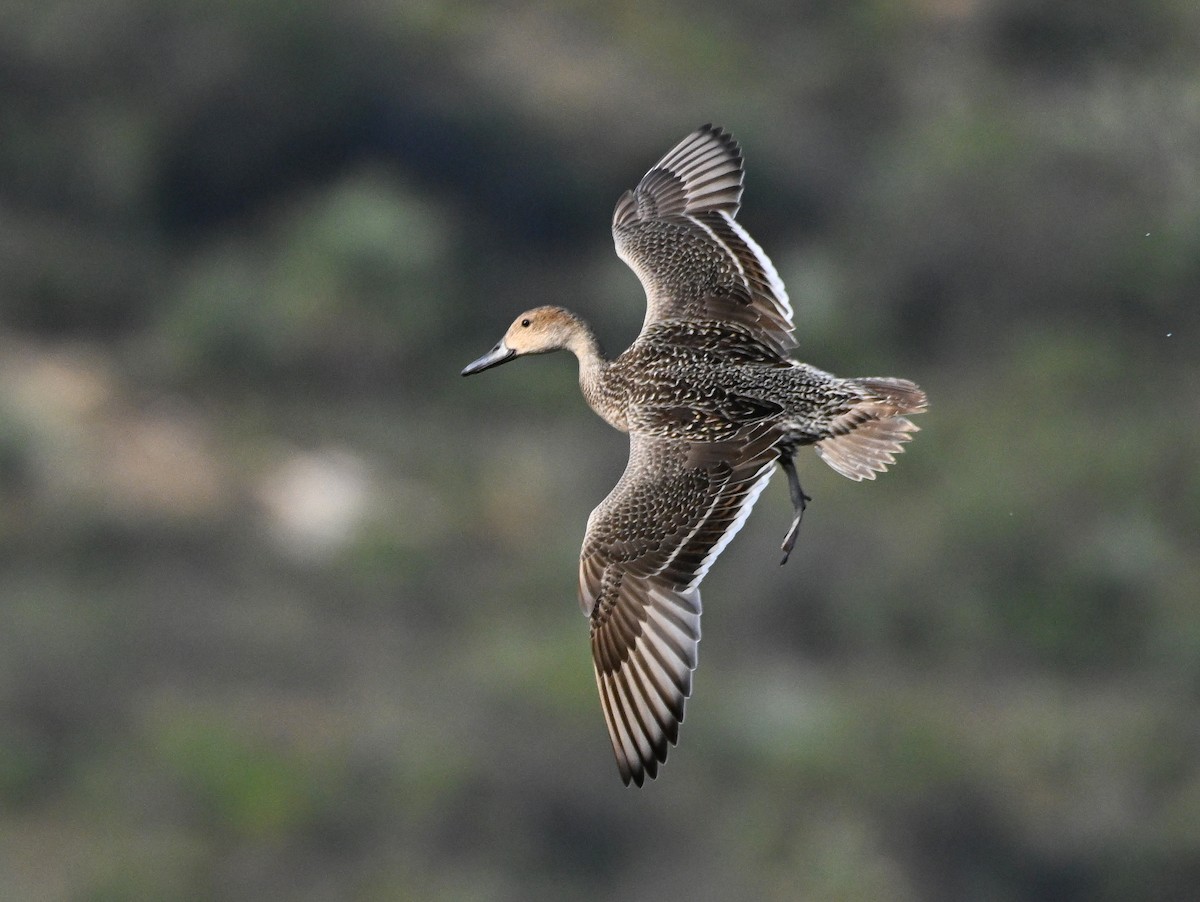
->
[652, 468, 727, 577]
[687, 462, 775, 590]
[720, 212, 792, 319]
[685, 213, 748, 282]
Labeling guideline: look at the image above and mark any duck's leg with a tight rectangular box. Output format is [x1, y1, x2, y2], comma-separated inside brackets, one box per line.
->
[778, 451, 812, 566]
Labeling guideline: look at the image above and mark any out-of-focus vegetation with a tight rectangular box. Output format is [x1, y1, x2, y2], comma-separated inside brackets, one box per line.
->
[1, 1, 1198, 899]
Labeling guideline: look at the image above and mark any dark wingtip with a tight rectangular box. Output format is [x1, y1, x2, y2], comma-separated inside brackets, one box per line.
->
[698, 122, 740, 156]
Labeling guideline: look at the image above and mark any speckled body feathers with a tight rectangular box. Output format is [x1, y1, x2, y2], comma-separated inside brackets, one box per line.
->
[461, 125, 927, 787]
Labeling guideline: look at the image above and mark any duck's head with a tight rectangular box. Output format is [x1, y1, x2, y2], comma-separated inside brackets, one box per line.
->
[461, 306, 586, 376]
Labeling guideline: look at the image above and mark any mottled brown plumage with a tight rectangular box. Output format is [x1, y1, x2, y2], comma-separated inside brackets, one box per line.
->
[462, 125, 927, 786]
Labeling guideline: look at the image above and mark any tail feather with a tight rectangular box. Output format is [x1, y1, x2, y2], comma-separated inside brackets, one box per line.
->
[856, 377, 929, 415]
[814, 378, 927, 481]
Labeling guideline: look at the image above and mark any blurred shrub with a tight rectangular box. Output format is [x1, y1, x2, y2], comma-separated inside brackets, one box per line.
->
[158, 170, 456, 383]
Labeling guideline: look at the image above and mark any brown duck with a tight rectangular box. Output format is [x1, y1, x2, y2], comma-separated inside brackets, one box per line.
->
[462, 125, 927, 786]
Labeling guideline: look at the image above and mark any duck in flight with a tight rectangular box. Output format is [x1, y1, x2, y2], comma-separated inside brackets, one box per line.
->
[462, 125, 927, 786]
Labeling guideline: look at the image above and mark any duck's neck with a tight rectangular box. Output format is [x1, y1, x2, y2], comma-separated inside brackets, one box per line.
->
[563, 316, 622, 430]
[566, 320, 605, 378]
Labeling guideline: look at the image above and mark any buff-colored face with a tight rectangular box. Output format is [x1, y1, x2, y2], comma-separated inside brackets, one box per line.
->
[461, 306, 576, 375]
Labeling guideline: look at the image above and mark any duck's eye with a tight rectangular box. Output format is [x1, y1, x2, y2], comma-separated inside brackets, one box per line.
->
[520, 318, 531, 327]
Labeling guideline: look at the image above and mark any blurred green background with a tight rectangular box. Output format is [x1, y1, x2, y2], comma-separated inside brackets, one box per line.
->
[2, 1, 1199, 899]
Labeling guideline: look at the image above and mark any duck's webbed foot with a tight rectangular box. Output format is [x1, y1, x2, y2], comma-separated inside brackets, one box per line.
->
[778, 451, 812, 566]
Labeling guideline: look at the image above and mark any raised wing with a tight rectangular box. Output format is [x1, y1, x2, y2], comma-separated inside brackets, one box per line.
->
[579, 427, 779, 786]
[612, 125, 796, 354]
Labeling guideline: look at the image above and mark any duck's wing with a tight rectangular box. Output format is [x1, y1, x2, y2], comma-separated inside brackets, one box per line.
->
[612, 124, 796, 354]
[579, 427, 779, 786]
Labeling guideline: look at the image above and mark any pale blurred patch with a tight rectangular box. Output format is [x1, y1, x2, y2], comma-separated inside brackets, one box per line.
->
[255, 448, 371, 560]
[0, 339, 229, 518]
